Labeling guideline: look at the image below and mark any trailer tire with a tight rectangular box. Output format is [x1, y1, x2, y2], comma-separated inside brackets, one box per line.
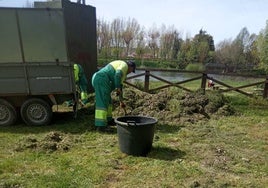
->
[20, 98, 52, 126]
[0, 99, 17, 126]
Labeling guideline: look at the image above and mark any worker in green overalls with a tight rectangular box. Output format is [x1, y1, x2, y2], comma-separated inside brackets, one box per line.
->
[91, 60, 136, 132]
[66, 63, 89, 106]
[74, 63, 89, 105]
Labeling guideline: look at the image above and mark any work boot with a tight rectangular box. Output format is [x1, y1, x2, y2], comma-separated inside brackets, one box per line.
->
[96, 126, 114, 133]
[107, 118, 116, 126]
[96, 126, 105, 132]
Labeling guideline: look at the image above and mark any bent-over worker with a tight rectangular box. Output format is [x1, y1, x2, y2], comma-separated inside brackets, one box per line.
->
[66, 63, 89, 106]
[74, 63, 89, 105]
[91, 60, 136, 132]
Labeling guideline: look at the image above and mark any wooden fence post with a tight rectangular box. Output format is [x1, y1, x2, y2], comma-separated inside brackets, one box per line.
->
[144, 70, 150, 92]
[201, 73, 207, 94]
[263, 77, 268, 98]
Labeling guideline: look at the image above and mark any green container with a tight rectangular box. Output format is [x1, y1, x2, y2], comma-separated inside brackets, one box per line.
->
[115, 116, 157, 156]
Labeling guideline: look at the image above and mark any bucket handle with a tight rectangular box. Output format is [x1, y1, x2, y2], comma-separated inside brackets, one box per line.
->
[126, 120, 137, 126]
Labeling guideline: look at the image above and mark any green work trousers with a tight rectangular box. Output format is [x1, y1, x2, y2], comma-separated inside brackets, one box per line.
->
[92, 72, 113, 127]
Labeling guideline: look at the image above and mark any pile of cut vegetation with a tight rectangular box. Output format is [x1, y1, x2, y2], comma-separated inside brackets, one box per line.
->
[113, 87, 235, 125]
[15, 131, 77, 153]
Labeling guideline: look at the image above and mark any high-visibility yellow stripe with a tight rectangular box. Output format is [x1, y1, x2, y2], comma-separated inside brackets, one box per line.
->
[95, 109, 107, 126]
[95, 109, 107, 120]
[74, 64, 79, 82]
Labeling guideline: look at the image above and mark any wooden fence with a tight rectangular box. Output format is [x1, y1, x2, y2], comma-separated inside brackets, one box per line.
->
[124, 68, 268, 98]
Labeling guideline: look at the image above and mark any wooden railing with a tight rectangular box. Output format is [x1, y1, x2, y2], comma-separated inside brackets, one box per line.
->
[124, 68, 268, 98]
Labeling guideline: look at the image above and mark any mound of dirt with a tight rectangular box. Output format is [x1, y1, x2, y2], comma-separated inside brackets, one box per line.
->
[113, 87, 235, 125]
[15, 131, 77, 153]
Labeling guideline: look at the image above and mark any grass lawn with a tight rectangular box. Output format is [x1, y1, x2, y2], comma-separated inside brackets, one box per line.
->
[0, 93, 268, 187]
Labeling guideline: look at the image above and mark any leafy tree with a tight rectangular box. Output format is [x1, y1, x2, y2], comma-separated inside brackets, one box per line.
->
[194, 29, 215, 51]
[177, 38, 192, 69]
[257, 20, 268, 72]
[192, 29, 215, 64]
[244, 34, 259, 69]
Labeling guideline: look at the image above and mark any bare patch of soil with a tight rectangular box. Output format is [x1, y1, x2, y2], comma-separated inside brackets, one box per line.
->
[15, 131, 77, 153]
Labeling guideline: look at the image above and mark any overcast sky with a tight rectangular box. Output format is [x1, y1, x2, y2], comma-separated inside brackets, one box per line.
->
[1, 0, 268, 45]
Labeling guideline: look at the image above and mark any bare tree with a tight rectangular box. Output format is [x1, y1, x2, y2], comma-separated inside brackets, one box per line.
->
[122, 18, 140, 56]
[135, 28, 146, 59]
[111, 18, 124, 58]
[159, 25, 177, 60]
[148, 24, 160, 58]
[97, 19, 112, 59]
[215, 39, 233, 72]
[171, 30, 182, 60]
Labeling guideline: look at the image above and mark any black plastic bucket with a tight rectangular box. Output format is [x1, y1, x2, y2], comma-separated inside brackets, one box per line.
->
[115, 116, 157, 156]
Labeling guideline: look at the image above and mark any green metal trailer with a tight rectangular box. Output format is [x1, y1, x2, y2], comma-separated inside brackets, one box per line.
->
[0, 0, 97, 126]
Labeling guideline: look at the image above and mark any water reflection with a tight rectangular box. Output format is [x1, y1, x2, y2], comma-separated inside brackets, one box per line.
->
[128, 70, 190, 82]
[128, 70, 261, 82]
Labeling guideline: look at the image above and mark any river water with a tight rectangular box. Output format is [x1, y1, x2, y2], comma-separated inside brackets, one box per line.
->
[128, 70, 191, 82]
[127, 70, 262, 83]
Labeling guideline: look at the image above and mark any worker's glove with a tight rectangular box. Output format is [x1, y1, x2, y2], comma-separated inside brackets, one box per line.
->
[120, 102, 126, 108]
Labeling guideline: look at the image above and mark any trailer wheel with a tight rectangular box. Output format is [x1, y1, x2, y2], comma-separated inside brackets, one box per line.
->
[20, 98, 52, 126]
[0, 99, 17, 126]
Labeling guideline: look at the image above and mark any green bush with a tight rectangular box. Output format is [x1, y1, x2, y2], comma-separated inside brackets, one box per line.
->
[185, 63, 205, 72]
